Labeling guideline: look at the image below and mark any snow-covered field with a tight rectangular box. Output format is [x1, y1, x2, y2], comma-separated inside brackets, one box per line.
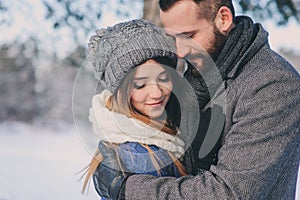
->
[0, 122, 299, 200]
[0, 122, 98, 200]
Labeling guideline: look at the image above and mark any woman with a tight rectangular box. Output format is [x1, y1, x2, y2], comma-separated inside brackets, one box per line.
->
[82, 19, 190, 198]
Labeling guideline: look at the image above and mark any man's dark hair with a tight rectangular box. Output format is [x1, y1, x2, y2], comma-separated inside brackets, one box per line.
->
[159, 0, 235, 21]
[159, 0, 178, 11]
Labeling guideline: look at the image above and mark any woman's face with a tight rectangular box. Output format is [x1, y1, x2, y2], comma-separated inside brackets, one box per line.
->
[130, 59, 173, 119]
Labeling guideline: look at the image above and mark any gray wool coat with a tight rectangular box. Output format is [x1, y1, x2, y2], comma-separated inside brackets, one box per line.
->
[121, 17, 300, 200]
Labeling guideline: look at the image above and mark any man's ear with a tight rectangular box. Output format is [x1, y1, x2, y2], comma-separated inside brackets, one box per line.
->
[214, 6, 233, 35]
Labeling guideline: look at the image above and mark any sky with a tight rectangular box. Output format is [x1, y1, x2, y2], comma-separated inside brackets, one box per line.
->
[263, 19, 300, 52]
[1, 0, 300, 59]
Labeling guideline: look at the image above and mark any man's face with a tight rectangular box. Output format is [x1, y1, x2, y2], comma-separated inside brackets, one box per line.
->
[160, 0, 226, 69]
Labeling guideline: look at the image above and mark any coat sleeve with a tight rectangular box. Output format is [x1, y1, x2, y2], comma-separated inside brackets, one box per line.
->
[120, 62, 300, 199]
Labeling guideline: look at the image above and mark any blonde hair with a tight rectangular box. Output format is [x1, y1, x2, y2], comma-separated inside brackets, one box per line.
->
[82, 58, 186, 193]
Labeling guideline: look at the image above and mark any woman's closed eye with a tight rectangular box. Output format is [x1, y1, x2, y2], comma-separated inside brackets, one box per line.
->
[158, 73, 170, 82]
[133, 71, 170, 89]
[133, 81, 145, 89]
[159, 76, 170, 82]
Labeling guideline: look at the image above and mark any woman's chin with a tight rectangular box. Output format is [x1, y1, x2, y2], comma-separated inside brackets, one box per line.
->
[148, 108, 167, 120]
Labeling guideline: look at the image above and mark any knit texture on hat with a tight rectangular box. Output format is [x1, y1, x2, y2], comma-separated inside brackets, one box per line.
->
[88, 19, 177, 93]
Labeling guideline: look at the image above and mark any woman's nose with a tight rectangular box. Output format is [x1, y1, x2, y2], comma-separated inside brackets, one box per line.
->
[148, 83, 163, 99]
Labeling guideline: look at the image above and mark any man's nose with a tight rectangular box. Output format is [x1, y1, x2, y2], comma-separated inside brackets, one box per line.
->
[176, 38, 191, 58]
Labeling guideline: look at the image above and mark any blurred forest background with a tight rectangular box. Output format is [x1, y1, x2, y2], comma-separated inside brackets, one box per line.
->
[1, 0, 300, 127]
[1, 2, 300, 199]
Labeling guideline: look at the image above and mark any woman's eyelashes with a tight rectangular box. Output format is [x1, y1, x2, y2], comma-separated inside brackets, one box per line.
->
[158, 73, 170, 82]
[133, 73, 170, 89]
[133, 81, 145, 89]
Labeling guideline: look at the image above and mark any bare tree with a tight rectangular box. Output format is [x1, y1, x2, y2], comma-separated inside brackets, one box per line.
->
[143, 0, 162, 26]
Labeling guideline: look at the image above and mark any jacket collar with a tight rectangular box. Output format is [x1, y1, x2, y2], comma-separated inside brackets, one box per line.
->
[216, 16, 269, 80]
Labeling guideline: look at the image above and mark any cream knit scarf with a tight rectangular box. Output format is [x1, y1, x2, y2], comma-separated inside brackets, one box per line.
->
[88, 90, 185, 158]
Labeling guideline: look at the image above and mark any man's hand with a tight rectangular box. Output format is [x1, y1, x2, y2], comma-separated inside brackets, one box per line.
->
[93, 141, 131, 200]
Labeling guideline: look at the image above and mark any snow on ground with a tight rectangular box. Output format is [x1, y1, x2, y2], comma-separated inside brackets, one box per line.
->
[0, 122, 299, 200]
[0, 122, 98, 200]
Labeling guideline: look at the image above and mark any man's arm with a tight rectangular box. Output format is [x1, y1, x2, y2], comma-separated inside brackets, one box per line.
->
[94, 62, 300, 199]
[121, 66, 300, 199]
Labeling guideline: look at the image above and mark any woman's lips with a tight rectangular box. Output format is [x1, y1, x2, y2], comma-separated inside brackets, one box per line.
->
[145, 100, 164, 108]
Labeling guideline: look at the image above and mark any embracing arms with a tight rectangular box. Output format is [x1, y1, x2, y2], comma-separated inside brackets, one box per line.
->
[93, 57, 300, 199]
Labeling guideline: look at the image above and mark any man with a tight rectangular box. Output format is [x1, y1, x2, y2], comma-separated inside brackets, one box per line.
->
[92, 0, 300, 199]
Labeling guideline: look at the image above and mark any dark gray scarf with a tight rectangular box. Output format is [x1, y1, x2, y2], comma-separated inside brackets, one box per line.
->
[185, 17, 269, 171]
[185, 16, 269, 109]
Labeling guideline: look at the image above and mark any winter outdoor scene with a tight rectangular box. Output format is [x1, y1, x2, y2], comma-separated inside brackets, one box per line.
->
[0, 0, 300, 200]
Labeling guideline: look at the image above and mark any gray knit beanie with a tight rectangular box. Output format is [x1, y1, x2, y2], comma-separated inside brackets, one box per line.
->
[88, 19, 177, 93]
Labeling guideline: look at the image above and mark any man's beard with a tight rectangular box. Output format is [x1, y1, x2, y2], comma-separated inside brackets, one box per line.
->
[206, 25, 227, 61]
[184, 25, 227, 72]
[179, 25, 228, 76]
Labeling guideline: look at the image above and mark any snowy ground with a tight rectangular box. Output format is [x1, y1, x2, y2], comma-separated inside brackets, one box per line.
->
[0, 122, 98, 200]
[0, 122, 299, 200]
